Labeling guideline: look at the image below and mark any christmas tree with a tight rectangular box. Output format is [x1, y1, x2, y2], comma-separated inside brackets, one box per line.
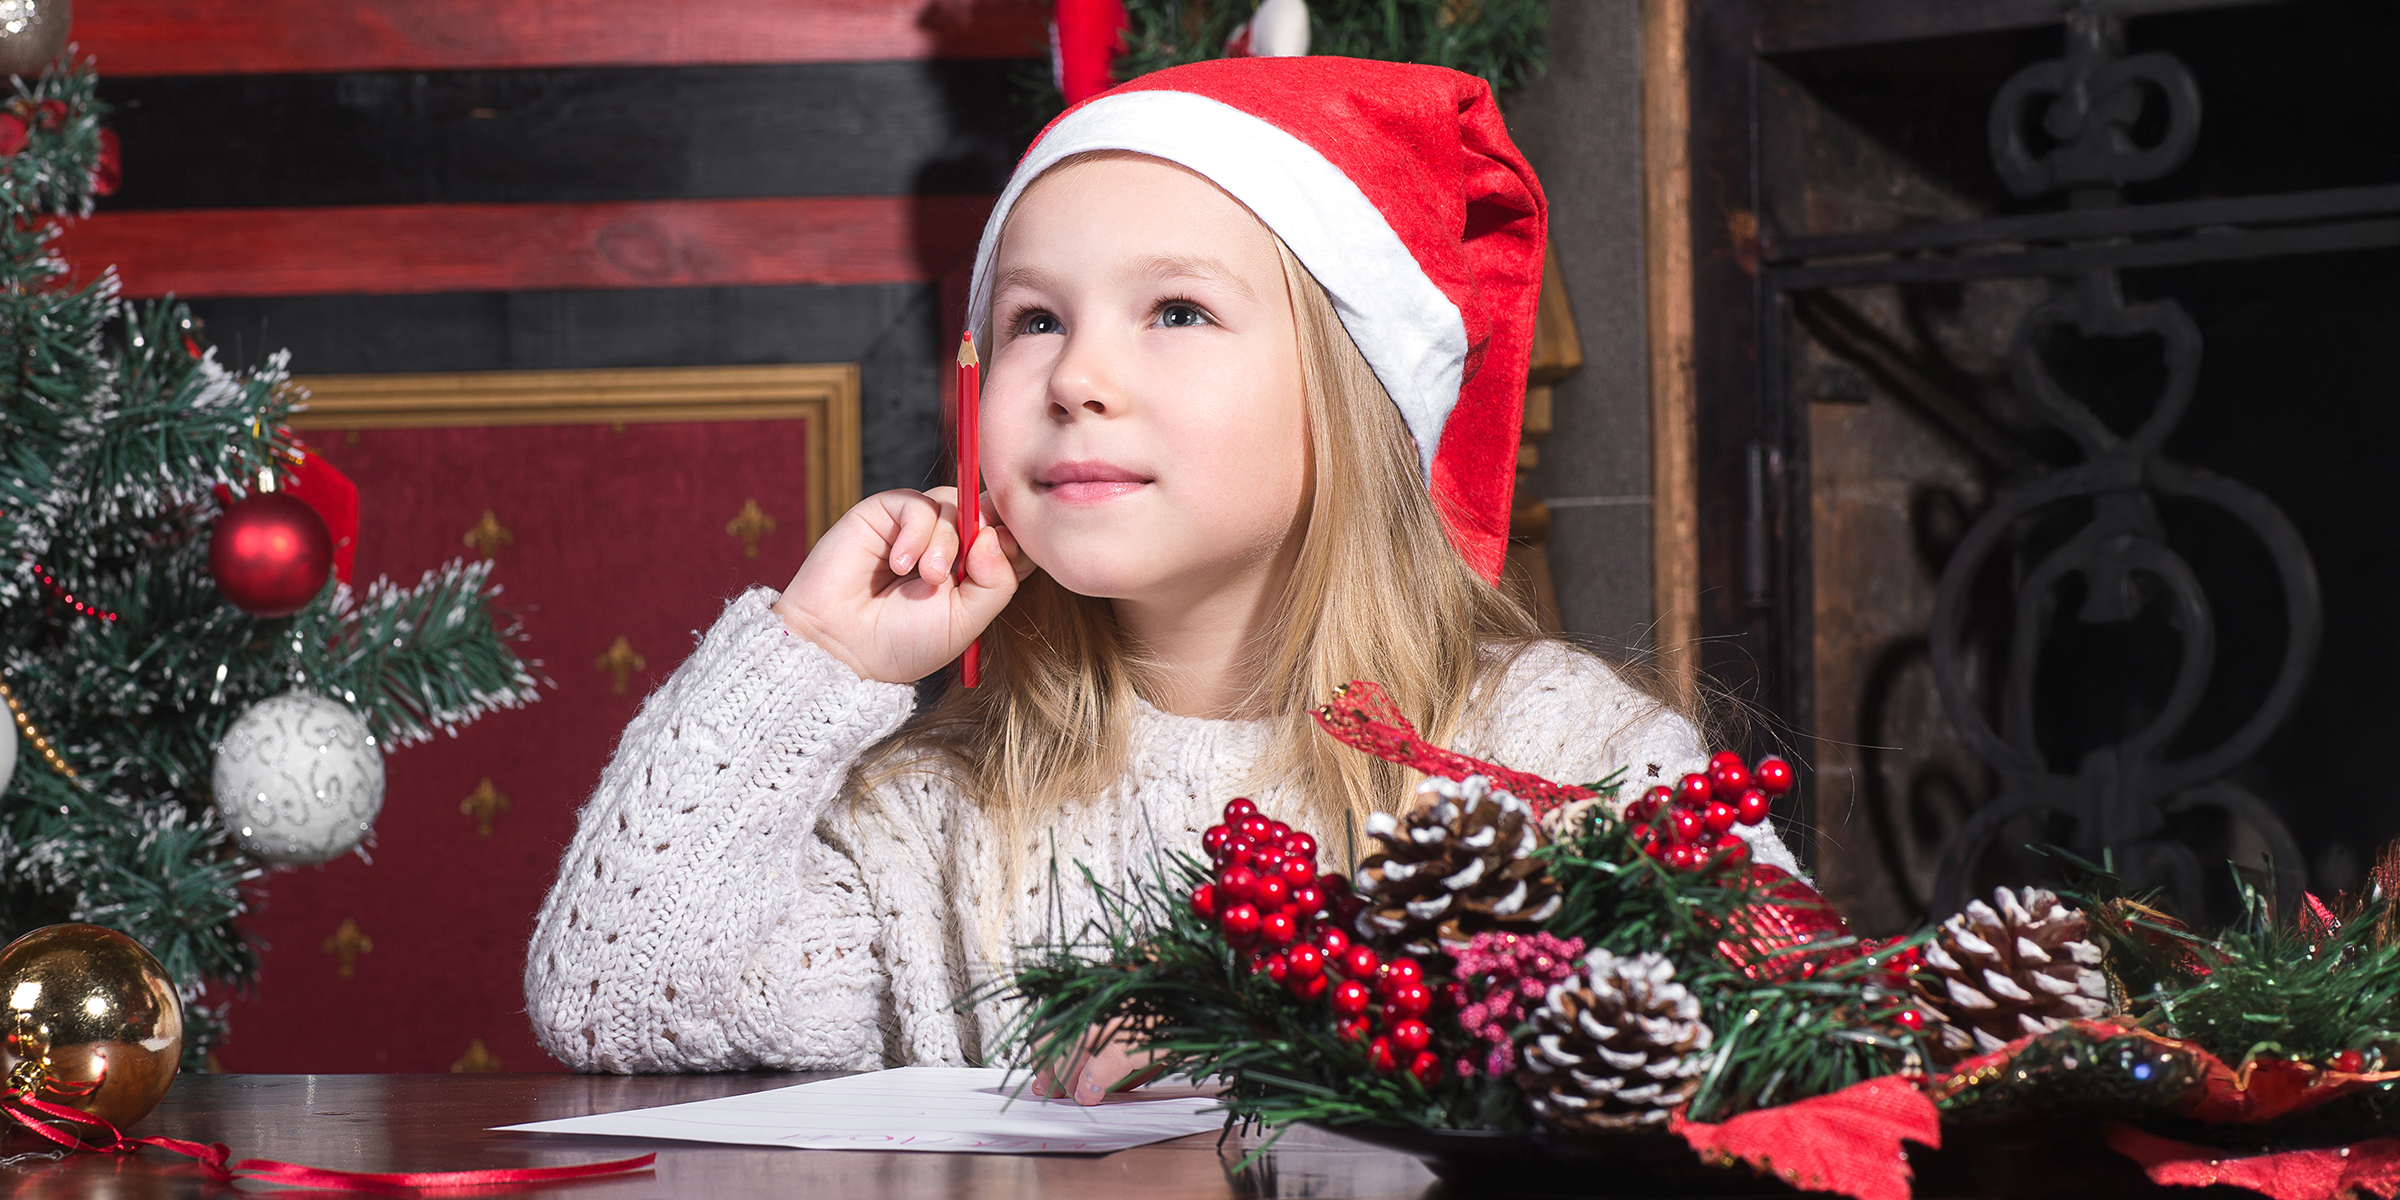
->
[0, 62, 539, 1064]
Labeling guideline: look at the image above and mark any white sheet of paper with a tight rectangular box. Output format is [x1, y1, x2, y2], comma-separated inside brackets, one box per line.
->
[495, 1067, 1228, 1155]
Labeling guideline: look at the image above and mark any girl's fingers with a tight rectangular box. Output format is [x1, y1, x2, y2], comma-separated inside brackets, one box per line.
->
[916, 487, 962, 582]
[880, 490, 942, 577]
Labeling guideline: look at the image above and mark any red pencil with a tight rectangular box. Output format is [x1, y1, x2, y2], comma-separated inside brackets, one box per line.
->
[955, 330, 981, 688]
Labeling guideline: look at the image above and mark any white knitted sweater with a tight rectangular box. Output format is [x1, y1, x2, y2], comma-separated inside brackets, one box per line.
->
[523, 588, 1800, 1073]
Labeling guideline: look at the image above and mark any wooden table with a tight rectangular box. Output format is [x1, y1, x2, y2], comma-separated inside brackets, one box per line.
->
[0, 1072, 1444, 1198]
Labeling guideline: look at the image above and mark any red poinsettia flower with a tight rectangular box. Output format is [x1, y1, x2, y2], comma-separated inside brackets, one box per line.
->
[91, 127, 119, 196]
[0, 112, 24, 157]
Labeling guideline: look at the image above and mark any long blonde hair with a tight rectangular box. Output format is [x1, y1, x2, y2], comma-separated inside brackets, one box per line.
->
[861, 230, 1543, 846]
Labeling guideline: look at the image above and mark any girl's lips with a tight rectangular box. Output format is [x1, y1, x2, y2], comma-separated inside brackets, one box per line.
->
[1042, 479, 1149, 503]
[1036, 460, 1152, 503]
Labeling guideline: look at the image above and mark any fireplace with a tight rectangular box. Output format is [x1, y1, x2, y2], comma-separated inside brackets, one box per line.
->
[1678, 0, 2400, 931]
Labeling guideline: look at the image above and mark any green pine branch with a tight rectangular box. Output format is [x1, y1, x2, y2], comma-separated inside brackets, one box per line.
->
[294, 559, 546, 748]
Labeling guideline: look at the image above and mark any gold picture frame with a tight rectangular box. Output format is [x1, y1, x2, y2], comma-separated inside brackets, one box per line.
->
[286, 364, 863, 546]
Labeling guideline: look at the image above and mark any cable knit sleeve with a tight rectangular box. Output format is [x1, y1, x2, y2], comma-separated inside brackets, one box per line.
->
[1466, 641, 1806, 880]
[523, 587, 920, 1073]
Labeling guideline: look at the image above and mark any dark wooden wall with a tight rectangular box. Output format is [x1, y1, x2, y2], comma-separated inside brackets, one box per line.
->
[82, 1, 1045, 499]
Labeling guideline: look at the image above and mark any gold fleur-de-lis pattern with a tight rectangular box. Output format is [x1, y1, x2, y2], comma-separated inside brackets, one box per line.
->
[323, 917, 372, 979]
[595, 635, 646, 694]
[725, 498, 778, 558]
[462, 509, 513, 560]
[460, 777, 511, 838]
[451, 1038, 503, 1073]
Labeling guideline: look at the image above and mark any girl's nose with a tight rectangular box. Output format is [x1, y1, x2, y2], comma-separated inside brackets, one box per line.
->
[1047, 333, 1127, 420]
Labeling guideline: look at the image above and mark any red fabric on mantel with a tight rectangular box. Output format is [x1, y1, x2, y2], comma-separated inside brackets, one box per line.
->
[1671, 1076, 1941, 1200]
[2109, 1125, 2400, 1200]
[217, 419, 818, 1074]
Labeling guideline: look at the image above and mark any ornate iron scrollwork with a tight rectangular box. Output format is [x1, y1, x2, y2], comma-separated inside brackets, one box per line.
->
[1926, 2, 2323, 917]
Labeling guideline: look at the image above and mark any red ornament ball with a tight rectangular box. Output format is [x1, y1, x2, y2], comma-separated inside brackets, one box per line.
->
[1291, 883, 1325, 916]
[1708, 759, 1751, 798]
[1669, 808, 1705, 844]
[1675, 772, 1713, 807]
[209, 492, 333, 617]
[1383, 980, 1432, 1018]
[1382, 957, 1425, 987]
[1286, 943, 1325, 979]
[1315, 926, 1352, 959]
[1367, 1037, 1398, 1072]
[1736, 788, 1772, 826]
[1286, 972, 1329, 1002]
[1282, 832, 1318, 861]
[1409, 1050, 1444, 1087]
[1893, 1008, 1926, 1032]
[1218, 865, 1259, 903]
[2334, 1049, 2366, 1073]
[1223, 798, 1258, 822]
[1628, 786, 1672, 824]
[1220, 903, 1261, 939]
[1391, 1018, 1433, 1054]
[1708, 750, 1746, 773]
[1260, 910, 1298, 946]
[1754, 757, 1795, 796]
[1279, 857, 1316, 889]
[1336, 1016, 1372, 1043]
[1663, 843, 1699, 872]
[1341, 945, 1381, 981]
[1189, 883, 1217, 919]
[1261, 952, 1289, 983]
[1330, 980, 1373, 1017]
[1712, 834, 1750, 868]
[1253, 873, 1290, 910]
[1703, 800, 1739, 835]
[1203, 825, 1232, 856]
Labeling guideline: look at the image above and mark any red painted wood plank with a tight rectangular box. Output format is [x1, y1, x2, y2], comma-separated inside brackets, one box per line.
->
[56, 195, 996, 298]
[79, 0, 1052, 76]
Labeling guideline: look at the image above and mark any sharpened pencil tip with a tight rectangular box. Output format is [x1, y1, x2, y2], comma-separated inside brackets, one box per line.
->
[957, 331, 979, 367]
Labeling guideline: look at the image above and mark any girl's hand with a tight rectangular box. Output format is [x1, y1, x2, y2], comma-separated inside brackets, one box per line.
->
[772, 486, 1033, 684]
[1029, 1021, 1165, 1106]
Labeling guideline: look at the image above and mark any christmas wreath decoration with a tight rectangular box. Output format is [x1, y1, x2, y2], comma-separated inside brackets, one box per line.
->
[996, 680, 2400, 1200]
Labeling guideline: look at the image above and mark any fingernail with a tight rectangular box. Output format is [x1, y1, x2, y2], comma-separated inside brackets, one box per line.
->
[1075, 1071, 1106, 1105]
[893, 553, 912, 571]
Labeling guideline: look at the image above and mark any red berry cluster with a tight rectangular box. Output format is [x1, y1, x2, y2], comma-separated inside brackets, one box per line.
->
[1191, 799, 1444, 1087]
[1624, 751, 1793, 872]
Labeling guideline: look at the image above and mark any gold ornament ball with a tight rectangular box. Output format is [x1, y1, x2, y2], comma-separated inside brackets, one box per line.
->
[1, 923, 183, 1131]
[0, 0, 69, 80]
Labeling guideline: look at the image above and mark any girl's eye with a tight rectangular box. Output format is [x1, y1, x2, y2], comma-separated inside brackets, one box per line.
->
[1158, 302, 1211, 329]
[1015, 310, 1062, 337]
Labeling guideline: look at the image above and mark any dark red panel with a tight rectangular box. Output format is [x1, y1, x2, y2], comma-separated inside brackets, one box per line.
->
[56, 195, 994, 299]
[80, 0, 1052, 76]
[218, 422, 821, 1074]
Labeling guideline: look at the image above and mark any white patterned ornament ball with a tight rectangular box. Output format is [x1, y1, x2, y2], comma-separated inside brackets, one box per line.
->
[211, 692, 385, 866]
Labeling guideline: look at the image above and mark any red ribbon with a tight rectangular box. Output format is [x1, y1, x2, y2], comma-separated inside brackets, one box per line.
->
[1311, 680, 1598, 816]
[4, 1090, 656, 1194]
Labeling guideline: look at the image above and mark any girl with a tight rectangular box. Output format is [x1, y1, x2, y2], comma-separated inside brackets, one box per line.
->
[524, 56, 1798, 1101]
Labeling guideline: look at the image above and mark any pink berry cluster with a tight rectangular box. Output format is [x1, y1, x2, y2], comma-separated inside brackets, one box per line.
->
[1190, 798, 1444, 1087]
[1624, 751, 1793, 872]
[1449, 930, 1586, 1078]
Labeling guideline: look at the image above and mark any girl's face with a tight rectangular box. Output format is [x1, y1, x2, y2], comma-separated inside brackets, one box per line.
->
[982, 155, 1312, 608]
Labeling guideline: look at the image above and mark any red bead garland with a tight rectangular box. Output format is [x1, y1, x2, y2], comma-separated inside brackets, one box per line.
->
[30, 563, 117, 622]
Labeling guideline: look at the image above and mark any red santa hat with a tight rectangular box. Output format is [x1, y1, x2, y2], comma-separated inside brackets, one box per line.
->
[965, 56, 1548, 583]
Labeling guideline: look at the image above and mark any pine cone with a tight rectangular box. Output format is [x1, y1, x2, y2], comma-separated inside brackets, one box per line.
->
[1517, 948, 1714, 1132]
[1355, 775, 1561, 955]
[1916, 886, 2110, 1059]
